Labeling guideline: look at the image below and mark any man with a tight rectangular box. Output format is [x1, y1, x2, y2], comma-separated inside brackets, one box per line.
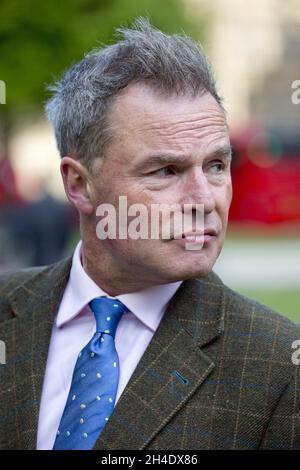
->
[0, 18, 299, 450]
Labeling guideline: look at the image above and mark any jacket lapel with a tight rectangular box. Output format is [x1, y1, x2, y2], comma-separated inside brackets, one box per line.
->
[0, 257, 72, 449]
[93, 272, 225, 450]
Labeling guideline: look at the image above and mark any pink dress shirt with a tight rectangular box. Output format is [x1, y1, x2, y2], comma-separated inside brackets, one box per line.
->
[37, 241, 182, 449]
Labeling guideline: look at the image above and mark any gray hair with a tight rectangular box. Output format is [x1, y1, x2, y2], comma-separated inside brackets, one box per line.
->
[45, 17, 223, 171]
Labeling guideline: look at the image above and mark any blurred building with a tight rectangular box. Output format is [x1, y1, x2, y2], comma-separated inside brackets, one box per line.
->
[186, 0, 300, 130]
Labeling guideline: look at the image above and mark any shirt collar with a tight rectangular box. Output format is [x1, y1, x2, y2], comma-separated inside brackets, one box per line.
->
[56, 241, 183, 332]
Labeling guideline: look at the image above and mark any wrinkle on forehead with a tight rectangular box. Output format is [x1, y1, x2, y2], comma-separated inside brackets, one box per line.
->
[137, 115, 227, 141]
[134, 111, 228, 154]
[117, 109, 228, 146]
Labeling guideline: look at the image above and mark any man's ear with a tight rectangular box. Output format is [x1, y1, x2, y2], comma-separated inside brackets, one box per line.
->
[60, 156, 95, 215]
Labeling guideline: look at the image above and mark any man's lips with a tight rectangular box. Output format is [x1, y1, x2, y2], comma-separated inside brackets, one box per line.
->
[183, 228, 217, 238]
[171, 228, 217, 238]
[168, 229, 218, 244]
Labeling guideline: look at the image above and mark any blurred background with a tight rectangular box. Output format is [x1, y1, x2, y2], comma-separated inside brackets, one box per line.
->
[0, 0, 299, 322]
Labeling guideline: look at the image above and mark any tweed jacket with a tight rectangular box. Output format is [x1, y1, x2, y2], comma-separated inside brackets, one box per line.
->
[0, 256, 300, 450]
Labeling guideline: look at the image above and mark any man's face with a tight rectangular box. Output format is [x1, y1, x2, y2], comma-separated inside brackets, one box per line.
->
[88, 83, 232, 285]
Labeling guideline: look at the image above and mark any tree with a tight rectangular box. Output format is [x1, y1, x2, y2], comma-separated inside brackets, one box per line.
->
[0, 0, 208, 146]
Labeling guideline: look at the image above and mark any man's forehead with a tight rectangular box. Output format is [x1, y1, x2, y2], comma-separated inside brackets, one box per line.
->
[111, 82, 226, 131]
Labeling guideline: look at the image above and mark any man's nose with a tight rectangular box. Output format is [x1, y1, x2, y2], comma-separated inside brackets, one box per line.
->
[182, 168, 216, 214]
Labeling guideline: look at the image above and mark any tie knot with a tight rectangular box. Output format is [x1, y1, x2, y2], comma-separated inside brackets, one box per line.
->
[89, 297, 127, 338]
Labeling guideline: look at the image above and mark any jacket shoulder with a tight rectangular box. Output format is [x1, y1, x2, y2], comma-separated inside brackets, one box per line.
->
[224, 282, 300, 334]
[221, 281, 300, 374]
[203, 270, 300, 358]
[0, 257, 72, 323]
[0, 265, 49, 295]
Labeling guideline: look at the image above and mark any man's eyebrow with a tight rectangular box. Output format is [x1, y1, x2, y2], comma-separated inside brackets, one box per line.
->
[136, 153, 191, 169]
[208, 145, 232, 161]
[136, 145, 232, 170]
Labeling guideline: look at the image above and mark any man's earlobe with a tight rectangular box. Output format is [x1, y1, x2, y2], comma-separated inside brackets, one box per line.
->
[60, 157, 95, 215]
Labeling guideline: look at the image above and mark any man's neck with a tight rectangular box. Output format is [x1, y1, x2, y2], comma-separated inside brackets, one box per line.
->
[80, 242, 164, 296]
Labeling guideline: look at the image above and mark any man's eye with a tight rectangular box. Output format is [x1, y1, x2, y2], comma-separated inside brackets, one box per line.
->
[150, 167, 175, 177]
[210, 162, 225, 173]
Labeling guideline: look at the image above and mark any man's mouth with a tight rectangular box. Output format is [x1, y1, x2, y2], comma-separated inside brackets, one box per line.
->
[175, 228, 217, 240]
[166, 229, 218, 247]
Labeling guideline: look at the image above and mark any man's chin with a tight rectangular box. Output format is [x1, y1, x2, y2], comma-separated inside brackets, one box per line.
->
[159, 259, 216, 283]
[181, 264, 214, 281]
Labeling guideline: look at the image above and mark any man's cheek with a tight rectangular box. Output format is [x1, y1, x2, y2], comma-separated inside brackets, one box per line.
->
[219, 184, 233, 217]
[228, 182, 233, 205]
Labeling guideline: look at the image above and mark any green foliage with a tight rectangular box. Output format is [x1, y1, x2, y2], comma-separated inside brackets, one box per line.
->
[0, 0, 205, 111]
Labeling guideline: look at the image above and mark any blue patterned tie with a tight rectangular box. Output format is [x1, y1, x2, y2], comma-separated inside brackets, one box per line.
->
[53, 297, 127, 450]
